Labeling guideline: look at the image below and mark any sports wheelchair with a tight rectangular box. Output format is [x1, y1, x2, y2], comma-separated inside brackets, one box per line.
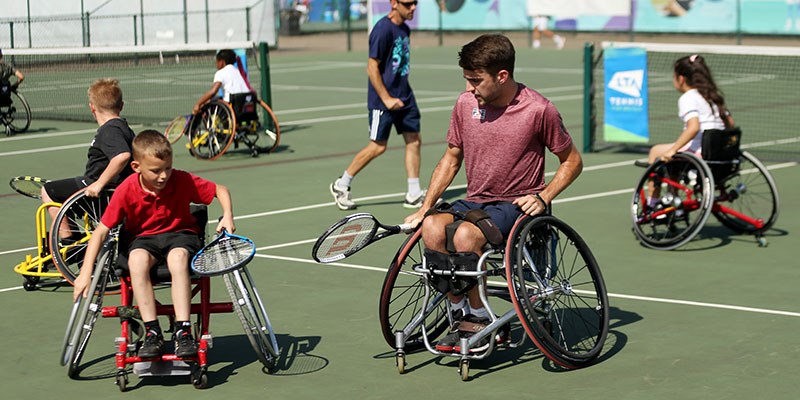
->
[0, 82, 31, 136]
[188, 92, 280, 160]
[61, 205, 279, 390]
[14, 189, 117, 291]
[378, 211, 610, 380]
[631, 128, 779, 250]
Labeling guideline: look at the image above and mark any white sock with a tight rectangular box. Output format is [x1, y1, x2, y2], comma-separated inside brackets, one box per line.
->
[470, 306, 490, 319]
[533, 39, 541, 48]
[451, 298, 467, 316]
[338, 171, 354, 189]
[407, 178, 422, 198]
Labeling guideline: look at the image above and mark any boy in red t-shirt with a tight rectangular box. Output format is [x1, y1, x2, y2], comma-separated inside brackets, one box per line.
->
[73, 130, 235, 359]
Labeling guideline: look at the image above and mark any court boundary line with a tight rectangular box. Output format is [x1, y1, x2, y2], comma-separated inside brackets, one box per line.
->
[253, 253, 800, 319]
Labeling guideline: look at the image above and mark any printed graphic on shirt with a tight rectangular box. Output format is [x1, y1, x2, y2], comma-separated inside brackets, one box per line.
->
[392, 37, 410, 76]
[471, 107, 485, 121]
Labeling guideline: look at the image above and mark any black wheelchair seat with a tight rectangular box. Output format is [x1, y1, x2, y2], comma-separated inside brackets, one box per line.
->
[702, 127, 742, 183]
[229, 92, 260, 125]
[0, 83, 12, 107]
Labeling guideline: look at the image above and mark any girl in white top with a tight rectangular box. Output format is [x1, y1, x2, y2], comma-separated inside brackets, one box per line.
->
[193, 49, 250, 114]
[648, 54, 734, 163]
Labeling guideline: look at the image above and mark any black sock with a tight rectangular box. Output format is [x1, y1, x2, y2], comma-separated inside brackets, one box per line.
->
[176, 321, 192, 334]
[144, 320, 161, 336]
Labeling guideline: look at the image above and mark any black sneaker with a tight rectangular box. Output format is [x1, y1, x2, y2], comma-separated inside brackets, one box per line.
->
[138, 331, 164, 358]
[174, 329, 198, 358]
[453, 314, 491, 354]
[434, 308, 466, 352]
[435, 328, 461, 353]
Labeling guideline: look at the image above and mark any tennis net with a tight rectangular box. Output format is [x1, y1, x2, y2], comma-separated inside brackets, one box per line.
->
[584, 41, 800, 162]
[3, 42, 271, 127]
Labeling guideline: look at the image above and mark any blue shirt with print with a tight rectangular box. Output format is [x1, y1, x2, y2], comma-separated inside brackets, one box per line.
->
[367, 16, 415, 110]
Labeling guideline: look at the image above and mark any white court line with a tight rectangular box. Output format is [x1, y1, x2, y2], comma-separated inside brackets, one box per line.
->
[254, 254, 800, 318]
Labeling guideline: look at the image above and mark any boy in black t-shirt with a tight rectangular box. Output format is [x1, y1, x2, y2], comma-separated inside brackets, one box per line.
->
[0, 48, 25, 88]
[41, 78, 135, 239]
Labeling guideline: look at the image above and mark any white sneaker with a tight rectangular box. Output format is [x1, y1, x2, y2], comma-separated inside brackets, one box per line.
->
[532, 40, 541, 49]
[403, 190, 426, 209]
[555, 36, 566, 50]
[330, 179, 356, 210]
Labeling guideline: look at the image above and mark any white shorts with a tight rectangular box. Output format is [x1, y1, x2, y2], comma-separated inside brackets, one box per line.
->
[533, 16, 549, 31]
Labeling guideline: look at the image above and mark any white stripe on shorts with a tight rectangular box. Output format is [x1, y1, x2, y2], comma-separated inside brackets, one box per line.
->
[369, 109, 383, 141]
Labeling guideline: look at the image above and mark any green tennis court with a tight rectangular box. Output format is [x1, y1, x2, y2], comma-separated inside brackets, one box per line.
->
[1, 41, 798, 399]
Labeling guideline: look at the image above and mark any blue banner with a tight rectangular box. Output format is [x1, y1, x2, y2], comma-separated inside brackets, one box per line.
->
[604, 48, 649, 143]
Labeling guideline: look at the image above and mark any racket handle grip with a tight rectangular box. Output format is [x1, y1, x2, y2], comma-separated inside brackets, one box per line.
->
[398, 223, 415, 233]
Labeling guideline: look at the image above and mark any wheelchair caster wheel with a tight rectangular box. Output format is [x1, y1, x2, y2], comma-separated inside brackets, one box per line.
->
[116, 371, 128, 392]
[192, 367, 208, 389]
[395, 353, 406, 374]
[23, 277, 39, 291]
[756, 236, 768, 247]
[459, 359, 470, 381]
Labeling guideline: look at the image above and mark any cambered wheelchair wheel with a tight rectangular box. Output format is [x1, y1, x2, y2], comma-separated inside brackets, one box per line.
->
[254, 100, 280, 154]
[506, 215, 609, 369]
[224, 266, 279, 371]
[712, 151, 779, 234]
[0, 90, 31, 134]
[50, 189, 121, 291]
[378, 230, 450, 352]
[631, 152, 714, 250]
[189, 100, 236, 160]
[60, 238, 115, 378]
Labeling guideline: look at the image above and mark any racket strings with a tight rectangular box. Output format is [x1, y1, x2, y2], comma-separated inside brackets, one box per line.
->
[316, 218, 376, 262]
[193, 237, 254, 274]
[14, 180, 44, 198]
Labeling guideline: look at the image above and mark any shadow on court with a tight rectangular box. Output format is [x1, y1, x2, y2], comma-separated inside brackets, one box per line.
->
[659, 225, 790, 252]
[70, 333, 328, 390]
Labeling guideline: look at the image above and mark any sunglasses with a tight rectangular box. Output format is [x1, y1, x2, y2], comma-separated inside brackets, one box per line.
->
[398, 0, 418, 7]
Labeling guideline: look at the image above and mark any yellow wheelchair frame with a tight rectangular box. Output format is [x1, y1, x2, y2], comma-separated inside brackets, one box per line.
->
[14, 189, 112, 291]
[14, 201, 67, 290]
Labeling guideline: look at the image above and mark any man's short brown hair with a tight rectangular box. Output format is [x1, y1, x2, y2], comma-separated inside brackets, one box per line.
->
[458, 34, 516, 78]
[87, 78, 124, 114]
[133, 130, 172, 161]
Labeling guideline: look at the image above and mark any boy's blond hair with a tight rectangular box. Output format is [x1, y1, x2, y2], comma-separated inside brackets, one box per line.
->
[87, 78, 124, 114]
[133, 130, 173, 161]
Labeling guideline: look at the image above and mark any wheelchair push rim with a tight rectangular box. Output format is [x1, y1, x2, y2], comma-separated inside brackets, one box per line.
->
[631, 152, 715, 250]
[505, 215, 610, 369]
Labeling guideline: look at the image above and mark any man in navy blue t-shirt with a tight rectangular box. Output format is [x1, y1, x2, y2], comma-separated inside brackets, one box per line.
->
[330, 0, 426, 210]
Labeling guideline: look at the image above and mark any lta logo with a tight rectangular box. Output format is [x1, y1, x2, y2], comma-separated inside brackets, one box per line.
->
[608, 70, 644, 98]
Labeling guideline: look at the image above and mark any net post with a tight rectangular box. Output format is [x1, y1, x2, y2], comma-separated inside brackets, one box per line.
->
[259, 42, 273, 126]
[582, 42, 595, 153]
[133, 15, 138, 46]
[85, 12, 92, 47]
[346, 0, 352, 52]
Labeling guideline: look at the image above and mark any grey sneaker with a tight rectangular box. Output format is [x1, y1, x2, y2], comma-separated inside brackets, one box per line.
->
[403, 190, 426, 209]
[330, 178, 356, 210]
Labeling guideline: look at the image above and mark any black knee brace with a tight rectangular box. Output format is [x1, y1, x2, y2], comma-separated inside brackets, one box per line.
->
[464, 209, 503, 248]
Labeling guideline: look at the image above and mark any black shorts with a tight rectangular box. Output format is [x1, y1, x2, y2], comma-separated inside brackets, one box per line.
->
[43, 176, 92, 203]
[128, 231, 203, 264]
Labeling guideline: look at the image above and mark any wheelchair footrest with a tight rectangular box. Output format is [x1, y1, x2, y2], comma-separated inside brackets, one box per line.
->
[133, 360, 192, 377]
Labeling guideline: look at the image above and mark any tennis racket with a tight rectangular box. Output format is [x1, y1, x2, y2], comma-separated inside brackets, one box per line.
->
[9, 176, 50, 199]
[312, 213, 415, 263]
[164, 114, 191, 144]
[191, 230, 256, 276]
